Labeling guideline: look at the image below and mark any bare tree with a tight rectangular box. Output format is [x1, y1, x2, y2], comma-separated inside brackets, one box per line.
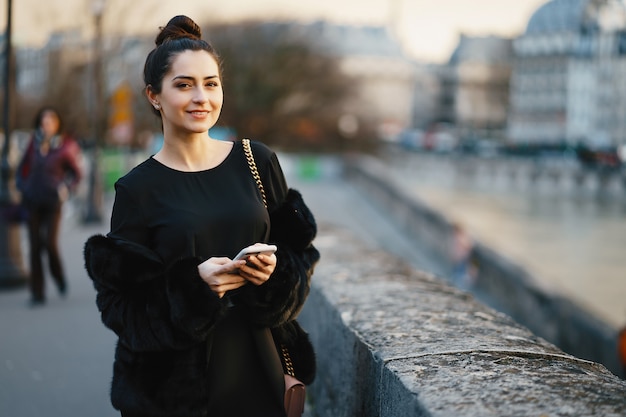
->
[207, 21, 357, 151]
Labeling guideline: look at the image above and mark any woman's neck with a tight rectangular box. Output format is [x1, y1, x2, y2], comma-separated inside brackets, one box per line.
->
[154, 134, 232, 172]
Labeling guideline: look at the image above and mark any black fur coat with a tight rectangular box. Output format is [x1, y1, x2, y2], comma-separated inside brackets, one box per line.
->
[84, 188, 319, 417]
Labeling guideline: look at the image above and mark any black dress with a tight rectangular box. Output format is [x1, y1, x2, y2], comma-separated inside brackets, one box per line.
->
[108, 140, 288, 417]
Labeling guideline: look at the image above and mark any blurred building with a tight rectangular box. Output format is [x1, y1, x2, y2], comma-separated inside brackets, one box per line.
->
[437, 35, 514, 142]
[289, 21, 427, 140]
[508, 0, 626, 147]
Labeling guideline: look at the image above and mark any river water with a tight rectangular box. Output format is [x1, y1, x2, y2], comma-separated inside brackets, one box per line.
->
[388, 152, 626, 330]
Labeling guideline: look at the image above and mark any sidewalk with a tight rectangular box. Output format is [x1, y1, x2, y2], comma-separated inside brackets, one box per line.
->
[0, 198, 118, 417]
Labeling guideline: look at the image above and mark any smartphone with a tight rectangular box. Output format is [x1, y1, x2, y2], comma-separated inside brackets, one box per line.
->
[233, 244, 277, 261]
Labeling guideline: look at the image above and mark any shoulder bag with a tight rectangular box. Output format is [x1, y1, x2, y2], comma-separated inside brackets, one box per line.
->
[242, 138, 307, 417]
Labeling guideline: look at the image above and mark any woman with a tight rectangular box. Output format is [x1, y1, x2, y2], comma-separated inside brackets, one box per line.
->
[84, 15, 319, 417]
[16, 106, 82, 306]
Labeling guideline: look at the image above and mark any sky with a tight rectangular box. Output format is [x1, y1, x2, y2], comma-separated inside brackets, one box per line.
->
[2, 0, 548, 63]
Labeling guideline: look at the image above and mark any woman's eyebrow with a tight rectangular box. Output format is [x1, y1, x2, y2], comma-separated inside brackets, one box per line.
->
[171, 75, 219, 81]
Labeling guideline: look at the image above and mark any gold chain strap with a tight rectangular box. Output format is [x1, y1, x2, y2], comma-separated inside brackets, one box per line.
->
[281, 344, 296, 377]
[242, 138, 267, 208]
[243, 139, 297, 379]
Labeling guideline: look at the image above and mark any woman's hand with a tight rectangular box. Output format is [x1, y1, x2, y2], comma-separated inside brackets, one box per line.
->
[238, 252, 277, 286]
[197, 257, 247, 298]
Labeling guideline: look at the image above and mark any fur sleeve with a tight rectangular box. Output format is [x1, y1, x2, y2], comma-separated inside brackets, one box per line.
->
[240, 189, 320, 327]
[84, 235, 229, 351]
[272, 321, 317, 385]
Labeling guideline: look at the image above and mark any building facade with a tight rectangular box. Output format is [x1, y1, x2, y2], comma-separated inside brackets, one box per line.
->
[439, 35, 514, 142]
[508, 0, 626, 147]
[297, 21, 423, 140]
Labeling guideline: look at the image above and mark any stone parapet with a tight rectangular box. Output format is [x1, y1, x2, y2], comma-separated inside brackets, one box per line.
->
[341, 154, 621, 376]
[299, 225, 626, 417]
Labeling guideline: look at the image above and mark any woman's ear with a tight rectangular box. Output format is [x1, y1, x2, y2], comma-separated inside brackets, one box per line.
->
[145, 85, 160, 109]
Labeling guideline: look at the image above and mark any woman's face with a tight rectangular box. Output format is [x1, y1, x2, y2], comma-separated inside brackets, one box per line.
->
[152, 50, 224, 137]
[40, 110, 60, 137]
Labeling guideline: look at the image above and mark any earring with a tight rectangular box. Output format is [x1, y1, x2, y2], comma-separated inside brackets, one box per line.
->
[153, 103, 161, 110]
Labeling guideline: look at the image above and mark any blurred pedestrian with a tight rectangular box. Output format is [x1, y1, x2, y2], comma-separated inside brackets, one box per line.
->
[449, 221, 477, 289]
[84, 15, 319, 417]
[16, 106, 83, 306]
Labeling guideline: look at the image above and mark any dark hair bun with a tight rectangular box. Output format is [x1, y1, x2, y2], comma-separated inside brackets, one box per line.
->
[155, 15, 202, 46]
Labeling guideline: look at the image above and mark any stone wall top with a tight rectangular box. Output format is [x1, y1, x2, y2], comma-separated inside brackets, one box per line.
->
[301, 225, 626, 416]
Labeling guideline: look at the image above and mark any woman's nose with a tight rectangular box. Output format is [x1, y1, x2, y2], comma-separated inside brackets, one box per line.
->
[192, 87, 209, 103]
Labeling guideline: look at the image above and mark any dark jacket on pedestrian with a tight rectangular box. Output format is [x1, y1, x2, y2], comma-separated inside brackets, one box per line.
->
[16, 130, 82, 208]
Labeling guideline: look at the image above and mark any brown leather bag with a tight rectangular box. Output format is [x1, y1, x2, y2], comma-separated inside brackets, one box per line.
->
[282, 345, 306, 417]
